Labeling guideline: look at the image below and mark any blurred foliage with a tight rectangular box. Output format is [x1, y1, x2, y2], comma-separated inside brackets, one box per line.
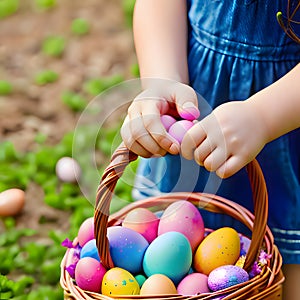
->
[34, 0, 56, 10]
[42, 36, 66, 57]
[34, 70, 59, 85]
[0, 1, 139, 298]
[0, 80, 13, 95]
[122, 0, 135, 27]
[71, 18, 90, 36]
[0, 0, 19, 19]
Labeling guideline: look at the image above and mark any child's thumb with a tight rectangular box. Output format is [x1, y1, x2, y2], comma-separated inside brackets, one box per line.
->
[175, 86, 200, 120]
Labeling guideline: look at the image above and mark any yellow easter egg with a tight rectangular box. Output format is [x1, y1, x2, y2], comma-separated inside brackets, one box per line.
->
[101, 267, 140, 296]
[193, 227, 240, 275]
[140, 274, 177, 295]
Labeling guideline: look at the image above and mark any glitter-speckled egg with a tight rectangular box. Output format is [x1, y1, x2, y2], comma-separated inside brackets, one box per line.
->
[208, 265, 249, 291]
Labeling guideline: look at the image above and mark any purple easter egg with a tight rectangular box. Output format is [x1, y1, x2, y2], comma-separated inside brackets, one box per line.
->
[208, 265, 249, 292]
[168, 120, 194, 143]
[161, 115, 177, 131]
[107, 226, 149, 274]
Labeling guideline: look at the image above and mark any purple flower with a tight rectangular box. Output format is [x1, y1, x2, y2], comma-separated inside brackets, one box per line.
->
[249, 261, 262, 278]
[62, 238, 82, 278]
[258, 250, 271, 266]
[61, 238, 74, 248]
[66, 263, 77, 278]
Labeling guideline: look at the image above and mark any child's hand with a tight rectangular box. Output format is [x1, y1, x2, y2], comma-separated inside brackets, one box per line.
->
[121, 81, 199, 157]
[181, 100, 269, 178]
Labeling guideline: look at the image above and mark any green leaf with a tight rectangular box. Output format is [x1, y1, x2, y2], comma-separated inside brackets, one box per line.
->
[34, 0, 56, 10]
[34, 70, 59, 85]
[61, 91, 87, 112]
[0, 0, 19, 19]
[42, 36, 65, 57]
[0, 80, 13, 95]
[83, 74, 124, 96]
[71, 18, 90, 36]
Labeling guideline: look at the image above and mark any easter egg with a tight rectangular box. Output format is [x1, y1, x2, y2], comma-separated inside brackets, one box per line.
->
[177, 273, 210, 296]
[107, 226, 149, 274]
[101, 267, 140, 296]
[161, 114, 177, 131]
[208, 265, 249, 291]
[135, 274, 147, 287]
[80, 239, 100, 261]
[75, 257, 106, 293]
[122, 207, 159, 243]
[158, 200, 205, 252]
[194, 227, 240, 275]
[140, 274, 177, 295]
[0, 188, 25, 217]
[55, 157, 81, 183]
[77, 217, 94, 247]
[143, 231, 192, 284]
[168, 120, 194, 143]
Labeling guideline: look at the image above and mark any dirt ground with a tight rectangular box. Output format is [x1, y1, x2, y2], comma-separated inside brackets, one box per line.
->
[0, 0, 136, 247]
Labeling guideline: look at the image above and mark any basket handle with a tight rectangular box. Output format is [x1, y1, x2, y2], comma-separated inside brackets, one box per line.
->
[94, 143, 268, 272]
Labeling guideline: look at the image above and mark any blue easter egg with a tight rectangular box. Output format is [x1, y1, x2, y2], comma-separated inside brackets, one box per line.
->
[80, 239, 100, 261]
[107, 226, 149, 274]
[143, 231, 192, 284]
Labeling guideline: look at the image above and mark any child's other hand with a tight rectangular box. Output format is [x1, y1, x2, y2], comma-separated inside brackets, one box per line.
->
[121, 81, 199, 157]
[181, 101, 269, 178]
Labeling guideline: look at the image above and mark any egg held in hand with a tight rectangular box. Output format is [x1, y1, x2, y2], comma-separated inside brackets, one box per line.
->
[168, 120, 194, 143]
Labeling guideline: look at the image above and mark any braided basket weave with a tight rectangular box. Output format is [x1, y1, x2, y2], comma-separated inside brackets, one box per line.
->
[60, 144, 284, 299]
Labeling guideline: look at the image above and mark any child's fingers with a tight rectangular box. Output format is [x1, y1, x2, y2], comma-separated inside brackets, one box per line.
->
[193, 138, 217, 166]
[141, 104, 180, 154]
[202, 147, 228, 172]
[128, 111, 165, 155]
[215, 156, 244, 179]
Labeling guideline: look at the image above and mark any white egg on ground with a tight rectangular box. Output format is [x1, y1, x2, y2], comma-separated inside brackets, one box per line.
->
[55, 157, 81, 183]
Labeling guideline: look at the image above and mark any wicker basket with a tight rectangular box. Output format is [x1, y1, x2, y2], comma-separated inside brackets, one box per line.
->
[60, 144, 284, 300]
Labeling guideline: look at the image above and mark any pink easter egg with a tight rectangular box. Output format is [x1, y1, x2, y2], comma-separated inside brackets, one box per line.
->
[168, 120, 194, 143]
[158, 200, 205, 252]
[78, 217, 94, 247]
[75, 257, 106, 293]
[122, 207, 159, 243]
[161, 115, 177, 131]
[177, 273, 210, 296]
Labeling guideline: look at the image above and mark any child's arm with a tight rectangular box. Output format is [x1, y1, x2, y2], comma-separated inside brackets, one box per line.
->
[133, 0, 189, 83]
[181, 63, 300, 178]
[121, 0, 199, 157]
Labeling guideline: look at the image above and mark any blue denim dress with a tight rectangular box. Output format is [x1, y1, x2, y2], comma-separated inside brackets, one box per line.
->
[133, 0, 300, 264]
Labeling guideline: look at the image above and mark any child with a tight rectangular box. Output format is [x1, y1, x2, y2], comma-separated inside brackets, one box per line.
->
[121, 1, 300, 298]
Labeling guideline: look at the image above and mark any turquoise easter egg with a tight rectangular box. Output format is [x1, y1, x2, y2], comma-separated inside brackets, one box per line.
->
[143, 231, 192, 284]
